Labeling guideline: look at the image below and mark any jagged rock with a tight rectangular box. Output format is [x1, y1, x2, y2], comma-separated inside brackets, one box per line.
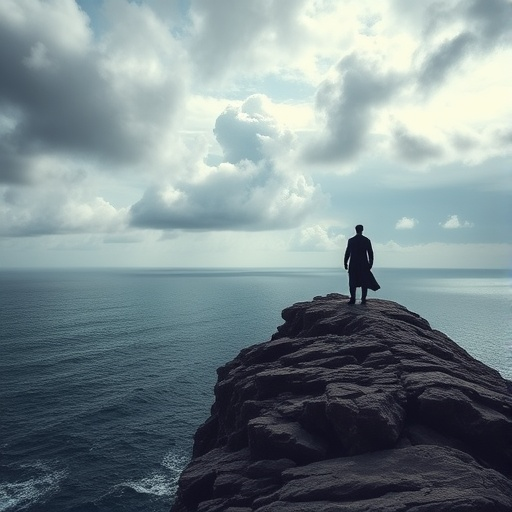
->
[253, 445, 512, 512]
[171, 294, 512, 512]
[248, 416, 328, 464]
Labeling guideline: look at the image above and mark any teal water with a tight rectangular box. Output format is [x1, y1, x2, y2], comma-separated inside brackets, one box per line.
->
[0, 267, 510, 511]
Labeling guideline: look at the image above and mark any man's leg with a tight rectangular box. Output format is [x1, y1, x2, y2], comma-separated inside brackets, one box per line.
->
[361, 287, 368, 304]
[348, 284, 356, 304]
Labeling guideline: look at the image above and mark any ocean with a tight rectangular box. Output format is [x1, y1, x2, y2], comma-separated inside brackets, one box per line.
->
[1, 268, 511, 511]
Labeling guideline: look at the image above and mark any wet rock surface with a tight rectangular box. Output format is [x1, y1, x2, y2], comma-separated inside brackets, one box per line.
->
[171, 294, 512, 511]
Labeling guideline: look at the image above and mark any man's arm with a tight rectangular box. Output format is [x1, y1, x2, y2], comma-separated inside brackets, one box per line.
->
[344, 241, 351, 270]
[367, 240, 374, 269]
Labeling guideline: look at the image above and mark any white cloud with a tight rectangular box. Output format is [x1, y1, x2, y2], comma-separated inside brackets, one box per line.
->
[289, 225, 346, 251]
[395, 217, 418, 229]
[0, 0, 510, 268]
[440, 214, 474, 229]
[0, 183, 128, 237]
[296, 0, 512, 170]
[130, 162, 322, 231]
[187, 0, 312, 82]
[130, 96, 325, 231]
[213, 95, 293, 164]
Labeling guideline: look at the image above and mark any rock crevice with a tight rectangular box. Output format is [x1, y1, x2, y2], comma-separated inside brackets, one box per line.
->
[171, 294, 512, 512]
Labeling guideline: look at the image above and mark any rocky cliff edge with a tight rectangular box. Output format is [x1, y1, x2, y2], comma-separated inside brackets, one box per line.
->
[171, 294, 512, 512]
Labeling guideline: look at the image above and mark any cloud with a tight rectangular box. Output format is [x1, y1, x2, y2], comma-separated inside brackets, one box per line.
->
[289, 225, 346, 251]
[466, 0, 512, 44]
[129, 164, 322, 231]
[0, 0, 510, 268]
[304, 53, 402, 163]
[187, 0, 310, 81]
[213, 95, 293, 164]
[440, 214, 474, 229]
[0, 182, 127, 237]
[417, 32, 477, 90]
[130, 96, 324, 231]
[0, 0, 186, 183]
[395, 217, 418, 229]
[411, 0, 512, 92]
[391, 124, 444, 165]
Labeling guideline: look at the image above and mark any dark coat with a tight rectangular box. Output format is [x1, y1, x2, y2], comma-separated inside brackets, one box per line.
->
[344, 234, 380, 291]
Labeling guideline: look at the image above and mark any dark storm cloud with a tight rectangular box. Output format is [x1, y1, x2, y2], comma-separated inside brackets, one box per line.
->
[0, 46, 133, 159]
[304, 54, 402, 163]
[0, 139, 30, 184]
[0, 2, 183, 183]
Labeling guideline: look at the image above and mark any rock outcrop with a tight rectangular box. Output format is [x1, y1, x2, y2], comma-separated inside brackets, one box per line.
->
[171, 294, 512, 512]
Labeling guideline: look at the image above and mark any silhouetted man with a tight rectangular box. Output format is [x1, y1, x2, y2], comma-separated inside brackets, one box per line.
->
[344, 224, 380, 304]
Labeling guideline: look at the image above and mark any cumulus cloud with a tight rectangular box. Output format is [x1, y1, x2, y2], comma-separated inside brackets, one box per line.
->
[130, 96, 324, 231]
[440, 214, 474, 229]
[289, 225, 346, 251]
[0, 182, 127, 237]
[0, 0, 186, 183]
[214, 95, 293, 164]
[0, 0, 510, 263]
[395, 217, 418, 229]
[130, 161, 321, 231]
[130, 163, 319, 231]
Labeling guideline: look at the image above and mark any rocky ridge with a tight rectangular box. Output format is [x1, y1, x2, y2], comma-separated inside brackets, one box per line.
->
[171, 294, 512, 511]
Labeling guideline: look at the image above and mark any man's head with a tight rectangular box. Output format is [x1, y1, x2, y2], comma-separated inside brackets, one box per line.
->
[355, 224, 364, 234]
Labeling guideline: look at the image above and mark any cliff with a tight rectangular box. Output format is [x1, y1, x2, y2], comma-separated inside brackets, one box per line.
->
[171, 294, 512, 512]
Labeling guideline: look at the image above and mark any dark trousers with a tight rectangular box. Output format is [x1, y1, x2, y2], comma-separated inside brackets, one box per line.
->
[350, 285, 367, 301]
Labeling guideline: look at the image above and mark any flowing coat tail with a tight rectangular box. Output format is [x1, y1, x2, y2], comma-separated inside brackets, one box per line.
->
[366, 270, 380, 291]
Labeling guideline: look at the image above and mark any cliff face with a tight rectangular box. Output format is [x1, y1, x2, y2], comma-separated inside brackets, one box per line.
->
[171, 294, 512, 512]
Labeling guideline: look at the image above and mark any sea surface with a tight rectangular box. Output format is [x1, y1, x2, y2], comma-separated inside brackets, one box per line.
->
[1, 267, 511, 511]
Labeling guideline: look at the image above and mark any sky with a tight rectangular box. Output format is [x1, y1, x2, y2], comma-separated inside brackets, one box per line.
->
[0, 0, 511, 269]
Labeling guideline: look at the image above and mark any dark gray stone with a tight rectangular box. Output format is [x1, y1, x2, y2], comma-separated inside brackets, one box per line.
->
[171, 294, 512, 512]
[248, 416, 327, 464]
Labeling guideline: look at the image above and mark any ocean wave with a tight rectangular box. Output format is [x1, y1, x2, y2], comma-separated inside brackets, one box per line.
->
[118, 450, 189, 499]
[121, 473, 174, 497]
[0, 461, 66, 512]
[161, 452, 189, 473]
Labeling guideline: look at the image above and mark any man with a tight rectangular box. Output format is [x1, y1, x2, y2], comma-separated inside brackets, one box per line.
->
[344, 224, 380, 305]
